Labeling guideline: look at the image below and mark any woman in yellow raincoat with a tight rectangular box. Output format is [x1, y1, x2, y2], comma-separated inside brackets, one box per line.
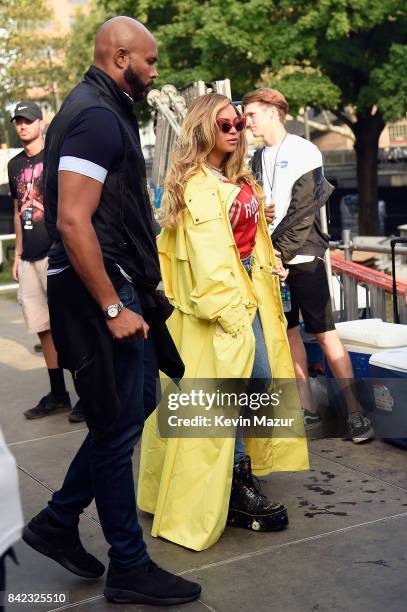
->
[137, 93, 308, 551]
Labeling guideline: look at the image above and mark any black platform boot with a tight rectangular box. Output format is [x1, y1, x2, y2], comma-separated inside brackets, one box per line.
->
[227, 456, 289, 532]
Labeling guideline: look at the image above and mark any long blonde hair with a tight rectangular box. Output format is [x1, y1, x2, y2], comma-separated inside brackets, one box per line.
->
[161, 92, 263, 229]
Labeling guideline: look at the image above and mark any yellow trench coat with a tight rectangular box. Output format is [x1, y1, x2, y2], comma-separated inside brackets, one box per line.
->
[137, 168, 309, 550]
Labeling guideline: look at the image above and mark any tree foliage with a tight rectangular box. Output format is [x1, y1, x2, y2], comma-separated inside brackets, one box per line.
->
[99, 0, 407, 118]
[61, 1, 108, 98]
[98, 0, 407, 233]
[0, 0, 66, 110]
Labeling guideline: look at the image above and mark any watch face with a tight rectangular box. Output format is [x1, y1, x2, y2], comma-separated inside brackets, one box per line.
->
[107, 305, 119, 318]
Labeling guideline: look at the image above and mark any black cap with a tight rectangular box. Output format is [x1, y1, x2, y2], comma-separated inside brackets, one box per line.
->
[11, 101, 43, 122]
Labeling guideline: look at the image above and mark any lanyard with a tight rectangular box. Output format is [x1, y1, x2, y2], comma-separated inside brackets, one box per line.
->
[262, 132, 288, 198]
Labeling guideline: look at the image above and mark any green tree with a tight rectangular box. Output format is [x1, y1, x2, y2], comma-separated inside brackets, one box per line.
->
[61, 1, 108, 98]
[99, 0, 407, 234]
[0, 0, 66, 117]
[260, 0, 407, 236]
[62, 2, 154, 121]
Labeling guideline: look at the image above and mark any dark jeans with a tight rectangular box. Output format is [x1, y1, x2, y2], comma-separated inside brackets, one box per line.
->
[47, 282, 159, 570]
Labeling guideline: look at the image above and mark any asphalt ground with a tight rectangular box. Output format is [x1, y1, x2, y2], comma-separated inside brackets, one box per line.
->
[1, 295, 407, 612]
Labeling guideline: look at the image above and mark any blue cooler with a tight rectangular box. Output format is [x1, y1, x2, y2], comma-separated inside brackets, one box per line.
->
[325, 320, 407, 416]
[369, 348, 407, 449]
[301, 324, 324, 374]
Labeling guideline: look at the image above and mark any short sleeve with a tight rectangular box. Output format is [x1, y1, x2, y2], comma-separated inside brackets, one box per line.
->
[7, 160, 17, 199]
[302, 142, 323, 175]
[58, 107, 124, 183]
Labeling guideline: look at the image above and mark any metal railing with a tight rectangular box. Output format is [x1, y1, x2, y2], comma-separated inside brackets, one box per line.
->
[147, 80, 232, 206]
[329, 230, 407, 324]
[0, 233, 18, 293]
[2, 230, 407, 324]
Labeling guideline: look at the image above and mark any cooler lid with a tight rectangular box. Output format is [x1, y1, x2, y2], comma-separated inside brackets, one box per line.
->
[369, 348, 407, 372]
[335, 319, 407, 349]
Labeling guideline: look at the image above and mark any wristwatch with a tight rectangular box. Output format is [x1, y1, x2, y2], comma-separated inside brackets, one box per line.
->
[103, 301, 124, 320]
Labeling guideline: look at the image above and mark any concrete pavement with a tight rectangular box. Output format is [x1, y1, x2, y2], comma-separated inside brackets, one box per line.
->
[1, 295, 407, 612]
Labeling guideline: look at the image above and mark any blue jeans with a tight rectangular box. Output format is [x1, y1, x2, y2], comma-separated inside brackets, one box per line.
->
[47, 282, 159, 570]
[234, 311, 272, 464]
[234, 256, 271, 464]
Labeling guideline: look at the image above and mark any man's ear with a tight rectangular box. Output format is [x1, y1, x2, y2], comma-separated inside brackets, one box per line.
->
[270, 106, 279, 120]
[113, 47, 129, 70]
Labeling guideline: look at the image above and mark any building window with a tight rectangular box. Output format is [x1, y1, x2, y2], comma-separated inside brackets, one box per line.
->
[389, 124, 407, 144]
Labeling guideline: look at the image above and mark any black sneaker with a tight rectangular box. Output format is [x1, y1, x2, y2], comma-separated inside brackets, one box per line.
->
[22, 509, 105, 579]
[348, 411, 375, 444]
[24, 393, 71, 420]
[68, 399, 86, 423]
[104, 561, 201, 605]
[227, 456, 288, 532]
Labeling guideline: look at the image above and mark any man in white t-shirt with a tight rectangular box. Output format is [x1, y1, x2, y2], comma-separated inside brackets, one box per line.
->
[243, 88, 374, 444]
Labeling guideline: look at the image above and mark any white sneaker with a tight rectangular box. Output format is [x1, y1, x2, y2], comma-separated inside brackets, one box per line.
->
[303, 409, 323, 439]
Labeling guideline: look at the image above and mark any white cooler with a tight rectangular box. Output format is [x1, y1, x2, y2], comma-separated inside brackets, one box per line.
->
[328, 319, 407, 378]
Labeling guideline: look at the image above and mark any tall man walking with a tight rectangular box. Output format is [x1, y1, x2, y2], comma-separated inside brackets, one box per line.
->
[243, 88, 374, 444]
[22, 17, 200, 605]
[7, 102, 80, 421]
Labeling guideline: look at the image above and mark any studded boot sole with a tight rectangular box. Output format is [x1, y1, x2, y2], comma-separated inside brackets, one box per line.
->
[227, 506, 289, 531]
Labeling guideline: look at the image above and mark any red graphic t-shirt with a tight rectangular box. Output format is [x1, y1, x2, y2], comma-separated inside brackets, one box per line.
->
[228, 182, 260, 259]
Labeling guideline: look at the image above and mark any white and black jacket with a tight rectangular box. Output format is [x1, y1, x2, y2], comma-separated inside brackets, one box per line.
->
[251, 148, 334, 263]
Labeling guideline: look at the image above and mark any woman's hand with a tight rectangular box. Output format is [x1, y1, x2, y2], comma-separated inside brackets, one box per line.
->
[272, 249, 289, 281]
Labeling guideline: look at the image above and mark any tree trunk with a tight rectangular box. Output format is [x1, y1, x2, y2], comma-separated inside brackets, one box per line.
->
[352, 111, 385, 235]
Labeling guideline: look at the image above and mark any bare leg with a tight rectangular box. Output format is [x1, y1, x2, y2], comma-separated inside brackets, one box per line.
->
[314, 330, 360, 414]
[38, 329, 59, 369]
[287, 326, 318, 413]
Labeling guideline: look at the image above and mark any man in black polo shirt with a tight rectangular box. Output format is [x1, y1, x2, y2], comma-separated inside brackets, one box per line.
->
[21, 16, 200, 606]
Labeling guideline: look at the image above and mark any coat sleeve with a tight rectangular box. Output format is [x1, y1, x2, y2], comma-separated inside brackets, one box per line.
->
[272, 167, 334, 263]
[184, 195, 251, 336]
[273, 211, 317, 263]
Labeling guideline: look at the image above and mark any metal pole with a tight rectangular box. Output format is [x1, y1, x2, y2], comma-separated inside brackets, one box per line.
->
[342, 229, 352, 261]
[390, 240, 400, 323]
[341, 229, 358, 320]
[329, 241, 407, 256]
[303, 106, 310, 141]
[390, 238, 407, 324]
[321, 204, 334, 300]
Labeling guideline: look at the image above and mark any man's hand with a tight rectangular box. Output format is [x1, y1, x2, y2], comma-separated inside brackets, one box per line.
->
[12, 255, 20, 282]
[264, 204, 275, 224]
[106, 308, 149, 341]
[272, 249, 289, 281]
